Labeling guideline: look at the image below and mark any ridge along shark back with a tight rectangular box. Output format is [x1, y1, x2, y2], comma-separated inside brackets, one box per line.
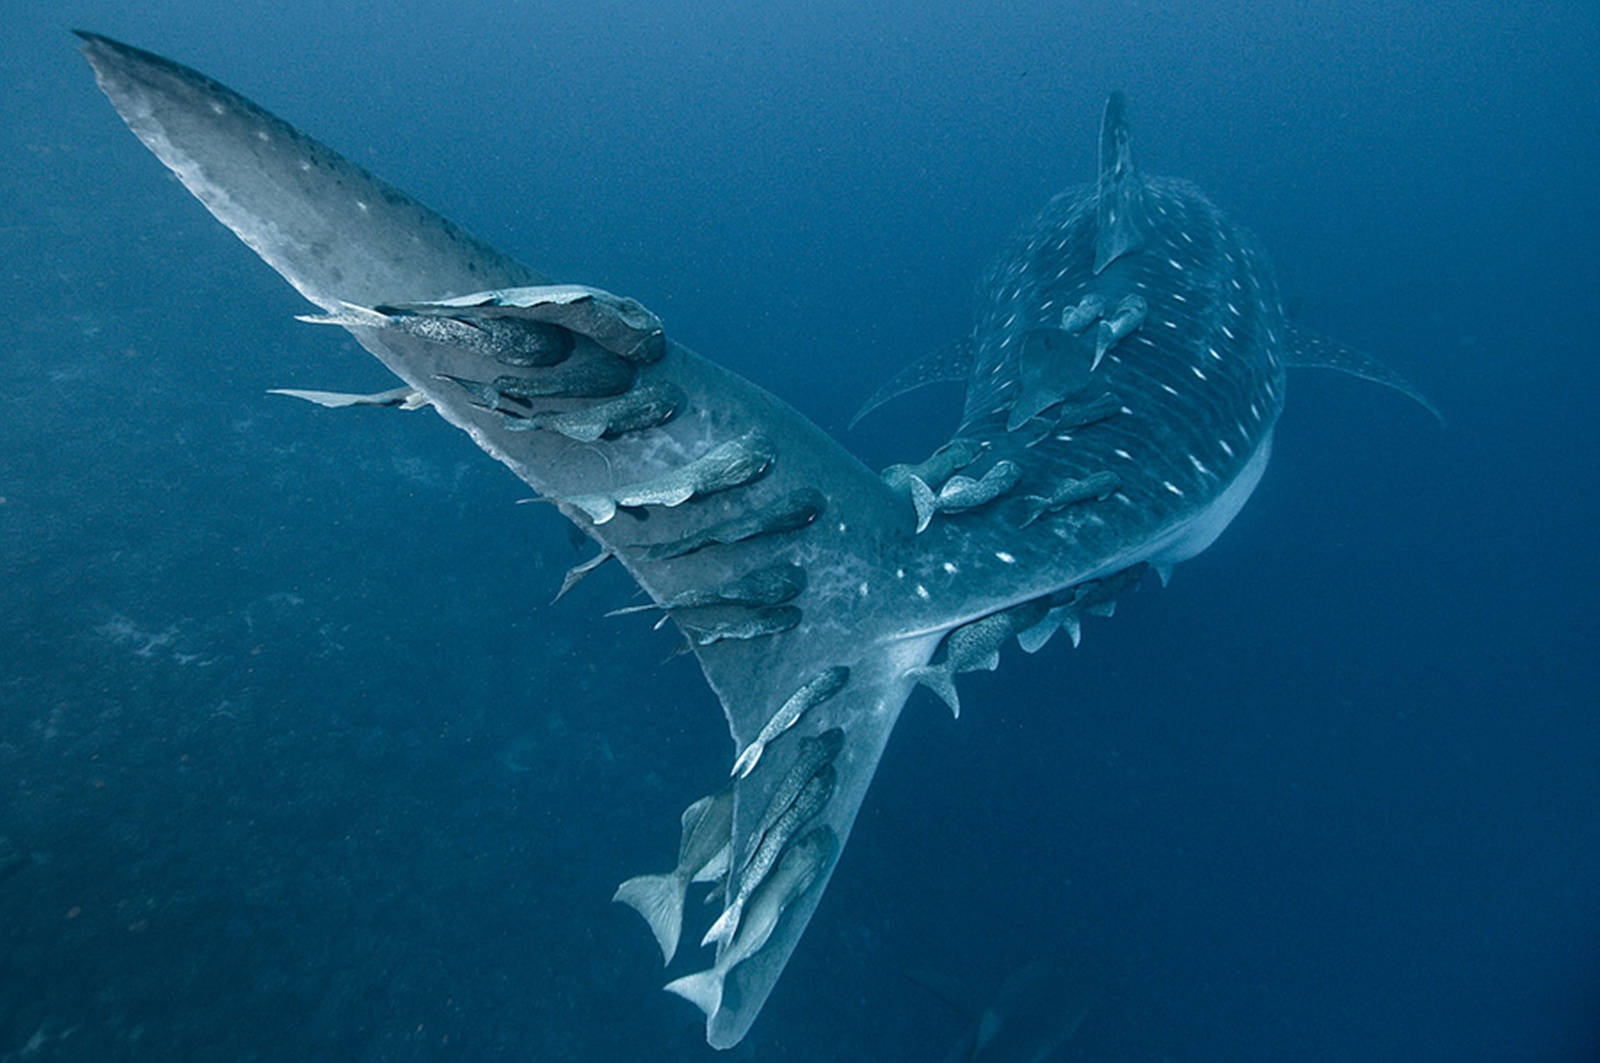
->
[78, 34, 1433, 1049]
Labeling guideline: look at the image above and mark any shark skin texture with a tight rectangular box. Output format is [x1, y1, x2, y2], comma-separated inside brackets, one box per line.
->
[78, 35, 1402, 1049]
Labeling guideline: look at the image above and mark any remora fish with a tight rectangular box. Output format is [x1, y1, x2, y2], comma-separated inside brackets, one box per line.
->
[436, 353, 635, 404]
[1015, 563, 1149, 654]
[1016, 470, 1121, 528]
[391, 284, 667, 363]
[663, 827, 836, 1021]
[613, 787, 734, 965]
[905, 600, 1049, 718]
[881, 437, 987, 497]
[704, 762, 836, 949]
[266, 385, 426, 409]
[503, 383, 682, 442]
[300, 299, 575, 367]
[737, 727, 845, 875]
[677, 604, 802, 647]
[640, 487, 825, 561]
[731, 666, 850, 780]
[911, 459, 1022, 532]
[1091, 292, 1147, 369]
[79, 36, 1432, 1047]
[607, 561, 807, 622]
[563, 432, 775, 525]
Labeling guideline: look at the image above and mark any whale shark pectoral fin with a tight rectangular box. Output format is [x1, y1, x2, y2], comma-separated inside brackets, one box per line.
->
[848, 335, 975, 430]
[1283, 327, 1444, 424]
[1093, 90, 1146, 274]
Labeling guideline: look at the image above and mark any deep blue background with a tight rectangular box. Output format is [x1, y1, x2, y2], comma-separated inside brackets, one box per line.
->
[2, 1, 1596, 1059]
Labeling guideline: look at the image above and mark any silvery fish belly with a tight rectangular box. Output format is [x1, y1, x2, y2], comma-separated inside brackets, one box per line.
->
[79, 31, 1308, 1051]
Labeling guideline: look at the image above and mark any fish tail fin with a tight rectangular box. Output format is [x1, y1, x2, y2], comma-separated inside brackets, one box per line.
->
[1017, 495, 1048, 528]
[730, 740, 763, 780]
[909, 475, 937, 534]
[612, 871, 687, 965]
[293, 301, 390, 328]
[663, 968, 724, 1019]
[701, 900, 741, 949]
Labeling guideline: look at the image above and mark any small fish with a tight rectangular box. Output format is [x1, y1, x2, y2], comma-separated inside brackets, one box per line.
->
[266, 385, 426, 409]
[1059, 292, 1106, 334]
[613, 786, 734, 965]
[663, 827, 836, 1020]
[881, 437, 987, 497]
[1070, 562, 1147, 618]
[300, 300, 576, 367]
[503, 384, 683, 442]
[488, 356, 636, 401]
[392, 284, 666, 363]
[388, 312, 575, 367]
[731, 666, 850, 780]
[911, 460, 1022, 532]
[906, 600, 1048, 717]
[642, 488, 825, 561]
[738, 729, 845, 876]
[436, 351, 636, 404]
[1016, 470, 1120, 527]
[1091, 292, 1147, 370]
[678, 605, 802, 647]
[608, 562, 807, 621]
[552, 547, 614, 603]
[1015, 564, 1148, 653]
[565, 432, 775, 525]
[704, 762, 835, 949]
[1053, 393, 1123, 432]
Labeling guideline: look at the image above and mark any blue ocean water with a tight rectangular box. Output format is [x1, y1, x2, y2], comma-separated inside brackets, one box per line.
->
[2, 1, 1596, 1059]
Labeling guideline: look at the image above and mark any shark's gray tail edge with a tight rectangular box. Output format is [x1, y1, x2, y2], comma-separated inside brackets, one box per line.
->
[75, 30, 546, 310]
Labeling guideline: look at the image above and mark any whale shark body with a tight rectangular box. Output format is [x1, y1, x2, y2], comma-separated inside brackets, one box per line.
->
[77, 33, 1431, 1049]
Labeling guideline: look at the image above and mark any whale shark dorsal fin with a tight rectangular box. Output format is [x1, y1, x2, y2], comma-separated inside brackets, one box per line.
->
[1094, 90, 1145, 274]
[1284, 326, 1444, 424]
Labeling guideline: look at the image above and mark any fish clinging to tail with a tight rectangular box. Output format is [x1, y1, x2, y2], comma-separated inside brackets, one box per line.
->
[77, 34, 1432, 1049]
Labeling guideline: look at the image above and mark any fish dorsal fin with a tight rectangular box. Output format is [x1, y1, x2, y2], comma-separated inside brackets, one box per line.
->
[1094, 90, 1145, 274]
[1283, 327, 1444, 423]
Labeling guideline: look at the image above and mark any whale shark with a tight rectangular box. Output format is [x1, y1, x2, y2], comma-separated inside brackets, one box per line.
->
[76, 32, 1433, 1050]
